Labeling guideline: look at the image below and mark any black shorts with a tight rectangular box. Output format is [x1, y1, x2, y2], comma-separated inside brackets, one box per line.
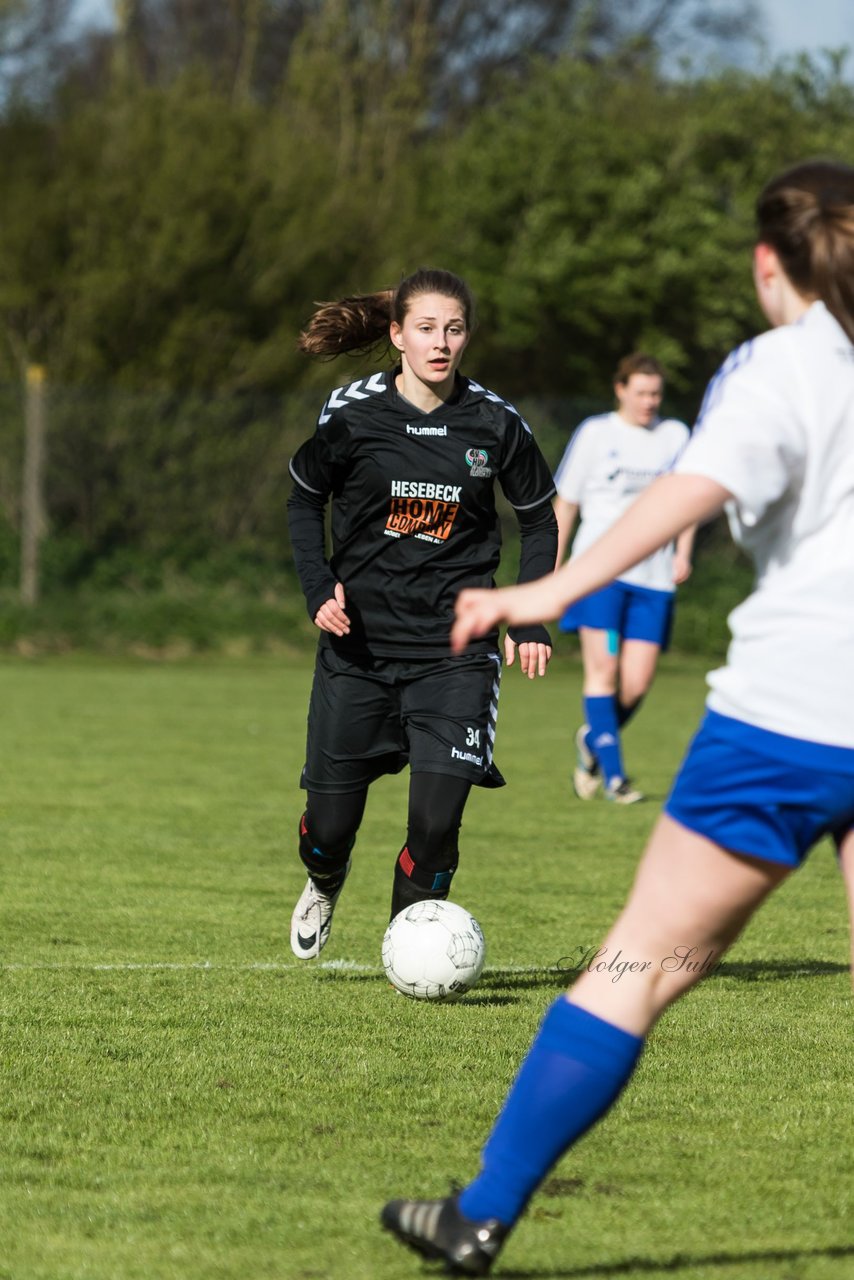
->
[301, 646, 506, 794]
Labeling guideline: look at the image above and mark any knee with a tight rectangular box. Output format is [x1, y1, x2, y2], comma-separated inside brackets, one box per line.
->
[302, 807, 358, 859]
[621, 673, 655, 704]
[406, 813, 461, 870]
[583, 655, 619, 695]
[619, 650, 660, 704]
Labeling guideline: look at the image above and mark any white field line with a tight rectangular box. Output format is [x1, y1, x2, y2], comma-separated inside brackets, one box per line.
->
[0, 959, 565, 976]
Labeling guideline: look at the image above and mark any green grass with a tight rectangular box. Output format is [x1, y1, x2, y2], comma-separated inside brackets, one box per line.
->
[0, 651, 852, 1280]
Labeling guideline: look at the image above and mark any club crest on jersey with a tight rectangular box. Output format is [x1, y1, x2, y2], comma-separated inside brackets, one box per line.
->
[465, 447, 492, 478]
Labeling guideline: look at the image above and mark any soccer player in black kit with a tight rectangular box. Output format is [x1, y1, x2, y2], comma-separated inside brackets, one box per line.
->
[288, 268, 558, 958]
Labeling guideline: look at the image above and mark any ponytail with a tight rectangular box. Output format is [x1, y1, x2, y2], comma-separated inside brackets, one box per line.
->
[298, 291, 394, 358]
[757, 160, 854, 343]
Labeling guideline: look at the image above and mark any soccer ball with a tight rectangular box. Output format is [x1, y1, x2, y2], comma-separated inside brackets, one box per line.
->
[382, 899, 486, 1001]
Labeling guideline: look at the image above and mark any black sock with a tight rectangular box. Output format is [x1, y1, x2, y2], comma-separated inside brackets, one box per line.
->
[390, 846, 454, 920]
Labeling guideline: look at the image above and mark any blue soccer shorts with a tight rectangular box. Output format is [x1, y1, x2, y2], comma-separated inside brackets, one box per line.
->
[558, 580, 674, 650]
[665, 709, 854, 868]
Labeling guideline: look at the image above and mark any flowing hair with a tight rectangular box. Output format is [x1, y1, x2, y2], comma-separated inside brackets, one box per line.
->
[298, 268, 475, 358]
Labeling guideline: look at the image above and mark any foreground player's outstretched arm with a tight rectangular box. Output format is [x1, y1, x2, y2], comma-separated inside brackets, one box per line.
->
[452, 473, 731, 651]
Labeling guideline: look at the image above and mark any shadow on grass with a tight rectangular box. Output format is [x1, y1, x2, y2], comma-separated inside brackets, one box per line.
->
[498, 1240, 854, 1278]
[468, 956, 851, 1004]
[316, 958, 848, 999]
[479, 957, 850, 994]
[315, 969, 557, 1005]
[477, 970, 570, 994]
[709, 957, 849, 982]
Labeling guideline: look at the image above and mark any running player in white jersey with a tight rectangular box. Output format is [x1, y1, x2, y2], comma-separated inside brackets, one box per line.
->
[382, 158, 854, 1276]
[553, 354, 694, 804]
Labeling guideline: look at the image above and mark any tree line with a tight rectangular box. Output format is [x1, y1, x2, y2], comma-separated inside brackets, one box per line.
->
[0, 0, 850, 598]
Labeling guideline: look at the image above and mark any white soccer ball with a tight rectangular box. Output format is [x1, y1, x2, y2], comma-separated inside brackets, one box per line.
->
[382, 899, 486, 1001]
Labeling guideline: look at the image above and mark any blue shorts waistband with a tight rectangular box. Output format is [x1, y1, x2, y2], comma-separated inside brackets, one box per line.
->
[702, 708, 854, 776]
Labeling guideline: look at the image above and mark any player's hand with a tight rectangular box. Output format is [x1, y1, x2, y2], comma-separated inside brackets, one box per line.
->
[451, 588, 507, 652]
[672, 552, 693, 585]
[452, 581, 558, 653]
[504, 635, 551, 678]
[314, 582, 350, 636]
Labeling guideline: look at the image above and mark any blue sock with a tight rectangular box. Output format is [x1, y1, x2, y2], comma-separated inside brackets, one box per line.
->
[457, 999, 643, 1227]
[584, 695, 624, 785]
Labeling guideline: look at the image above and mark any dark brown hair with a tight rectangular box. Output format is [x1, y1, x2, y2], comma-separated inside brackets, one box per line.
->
[756, 159, 854, 342]
[613, 352, 665, 386]
[298, 268, 475, 358]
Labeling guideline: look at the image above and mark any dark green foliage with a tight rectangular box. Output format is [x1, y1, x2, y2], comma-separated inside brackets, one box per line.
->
[423, 58, 853, 396]
[1, 34, 851, 398]
[0, 11, 850, 645]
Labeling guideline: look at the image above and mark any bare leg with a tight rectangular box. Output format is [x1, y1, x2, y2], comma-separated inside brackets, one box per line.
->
[381, 814, 794, 1253]
[618, 637, 661, 708]
[576, 627, 626, 787]
[570, 813, 792, 1035]
[578, 626, 618, 696]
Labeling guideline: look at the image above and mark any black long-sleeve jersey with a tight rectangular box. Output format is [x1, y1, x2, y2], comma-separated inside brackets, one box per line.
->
[288, 369, 557, 657]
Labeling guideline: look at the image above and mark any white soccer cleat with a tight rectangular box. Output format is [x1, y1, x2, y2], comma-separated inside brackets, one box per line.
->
[572, 724, 602, 800]
[605, 778, 645, 806]
[289, 861, 351, 959]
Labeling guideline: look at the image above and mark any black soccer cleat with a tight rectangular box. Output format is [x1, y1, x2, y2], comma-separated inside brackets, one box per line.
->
[380, 1193, 509, 1276]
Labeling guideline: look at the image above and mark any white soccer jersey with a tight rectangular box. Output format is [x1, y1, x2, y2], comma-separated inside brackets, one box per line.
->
[675, 301, 854, 748]
[555, 412, 690, 591]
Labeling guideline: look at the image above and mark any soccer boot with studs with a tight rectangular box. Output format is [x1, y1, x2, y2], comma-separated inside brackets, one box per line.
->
[289, 860, 351, 959]
[605, 777, 645, 805]
[380, 1193, 509, 1276]
[572, 723, 602, 800]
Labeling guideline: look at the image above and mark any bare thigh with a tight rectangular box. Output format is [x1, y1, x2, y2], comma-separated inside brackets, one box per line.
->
[568, 813, 791, 1036]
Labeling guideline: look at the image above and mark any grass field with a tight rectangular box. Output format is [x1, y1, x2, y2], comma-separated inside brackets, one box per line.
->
[1, 651, 852, 1280]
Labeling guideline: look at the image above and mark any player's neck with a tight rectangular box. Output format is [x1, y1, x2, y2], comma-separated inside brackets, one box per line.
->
[395, 369, 457, 414]
[616, 411, 658, 429]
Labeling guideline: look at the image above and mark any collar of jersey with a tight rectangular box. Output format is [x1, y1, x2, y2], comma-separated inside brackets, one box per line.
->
[389, 368, 480, 417]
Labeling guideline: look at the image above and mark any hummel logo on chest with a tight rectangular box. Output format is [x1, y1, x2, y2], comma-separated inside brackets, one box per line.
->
[406, 424, 448, 436]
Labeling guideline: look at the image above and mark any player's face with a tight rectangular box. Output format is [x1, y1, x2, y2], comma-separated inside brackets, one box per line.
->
[390, 293, 470, 398]
[615, 373, 663, 427]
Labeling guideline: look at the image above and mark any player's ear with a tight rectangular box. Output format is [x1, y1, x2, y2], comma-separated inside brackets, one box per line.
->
[389, 321, 405, 352]
[753, 242, 780, 284]
[753, 242, 786, 324]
